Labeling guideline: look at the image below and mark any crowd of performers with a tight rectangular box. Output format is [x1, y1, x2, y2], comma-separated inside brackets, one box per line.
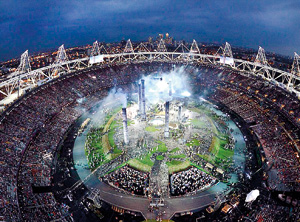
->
[170, 167, 216, 196]
[103, 165, 149, 196]
[103, 166, 216, 197]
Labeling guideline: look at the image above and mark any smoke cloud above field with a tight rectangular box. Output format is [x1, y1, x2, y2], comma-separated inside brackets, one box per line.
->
[140, 66, 191, 104]
[86, 88, 127, 126]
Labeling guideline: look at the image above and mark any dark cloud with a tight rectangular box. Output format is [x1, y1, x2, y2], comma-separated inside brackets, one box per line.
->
[0, 0, 299, 61]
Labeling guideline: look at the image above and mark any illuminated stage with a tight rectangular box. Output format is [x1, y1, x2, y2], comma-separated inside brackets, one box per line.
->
[72, 69, 247, 219]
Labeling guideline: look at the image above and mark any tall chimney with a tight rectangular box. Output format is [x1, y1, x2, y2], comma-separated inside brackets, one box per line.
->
[122, 108, 129, 144]
[141, 79, 146, 120]
[178, 105, 182, 122]
[169, 80, 172, 96]
[164, 101, 170, 138]
[138, 83, 142, 114]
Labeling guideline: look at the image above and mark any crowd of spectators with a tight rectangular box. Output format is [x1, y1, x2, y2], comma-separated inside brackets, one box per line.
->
[170, 167, 216, 196]
[0, 60, 299, 220]
[0, 62, 160, 221]
[103, 165, 149, 196]
[208, 69, 300, 192]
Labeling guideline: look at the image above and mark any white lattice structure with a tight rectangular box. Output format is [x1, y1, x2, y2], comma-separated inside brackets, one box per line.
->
[157, 39, 167, 52]
[255, 46, 269, 66]
[124, 39, 134, 53]
[1, 41, 300, 106]
[17, 50, 31, 74]
[91, 41, 101, 56]
[292, 52, 300, 77]
[190, 40, 200, 54]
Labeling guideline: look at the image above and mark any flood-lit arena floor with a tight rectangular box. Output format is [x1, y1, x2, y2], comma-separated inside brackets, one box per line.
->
[70, 74, 247, 219]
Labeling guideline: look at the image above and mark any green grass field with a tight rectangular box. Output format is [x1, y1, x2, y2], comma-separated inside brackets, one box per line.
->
[155, 141, 168, 152]
[145, 126, 159, 132]
[190, 118, 207, 128]
[169, 154, 186, 159]
[166, 160, 191, 174]
[198, 134, 233, 170]
[85, 107, 122, 170]
[128, 159, 152, 172]
[186, 139, 201, 147]
[170, 147, 180, 153]
[108, 120, 118, 148]
[156, 155, 164, 160]
[187, 104, 234, 171]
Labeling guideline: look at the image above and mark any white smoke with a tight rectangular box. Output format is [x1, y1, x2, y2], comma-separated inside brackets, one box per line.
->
[89, 87, 127, 126]
[140, 66, 191, 104]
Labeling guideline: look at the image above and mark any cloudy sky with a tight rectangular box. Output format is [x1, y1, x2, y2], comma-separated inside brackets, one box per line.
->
[0, 0, 299, 61]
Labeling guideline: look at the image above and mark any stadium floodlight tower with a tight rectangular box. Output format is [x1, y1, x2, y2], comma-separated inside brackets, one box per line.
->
[254, 46, 269, 69]
[91, 41, 101, 56]
[157, 39, 167, 52]
[124, 39, 134, 53]
[287, 52, 300, 88]
[190, 40, 200, 54]
[224, 42, 233, 58]
[292, 52, 300, 77]
[51, 44, 69, 77]
[14, 50, 31, 97]
[216, 42, 234, 67]
[89, 41, 105, 65]
[17, 50, 31, 74]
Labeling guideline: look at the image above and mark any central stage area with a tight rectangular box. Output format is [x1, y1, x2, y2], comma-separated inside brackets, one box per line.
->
[72, 69, 247, 219]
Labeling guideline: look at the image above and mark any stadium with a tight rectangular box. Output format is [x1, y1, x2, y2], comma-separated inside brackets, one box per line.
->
[0, 38, 300, 222]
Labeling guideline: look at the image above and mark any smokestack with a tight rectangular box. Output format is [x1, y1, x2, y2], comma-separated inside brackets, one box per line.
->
[169, 80, 172, 96]
[178, 105, 182, 122]
[164, 101, 170, 138]
[122, 108, 129, 144]
[138, 83, 142, 114]
[141, 79, 146, 120]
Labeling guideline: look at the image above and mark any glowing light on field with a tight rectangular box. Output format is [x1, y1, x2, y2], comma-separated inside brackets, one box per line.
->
[181, 91, 191, 97]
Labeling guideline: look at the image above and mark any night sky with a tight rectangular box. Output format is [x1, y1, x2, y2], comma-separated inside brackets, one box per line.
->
[1, 0, 300, 61]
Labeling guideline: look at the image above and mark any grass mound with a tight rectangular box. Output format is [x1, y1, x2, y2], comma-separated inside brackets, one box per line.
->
[170, 147, 180, 153]
[155, 141, 168, 152]
[166, 160, 191, 174]
[156, 155, 164, 160]
[145, 126, 159, 132]
[169, 154, 186, 159]
[128, 159, 152, 172]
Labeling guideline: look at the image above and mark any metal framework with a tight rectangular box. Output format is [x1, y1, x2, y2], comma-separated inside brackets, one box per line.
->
[157, 39, 167, 52]
[91, 41, 101, 56]
[124, 39, 134, 53]
[292, 52, 300, 77]
[17, 50, 31, 74]
[1, 40, 299, 103]
[255, 46, 269, 66]
[190, 40, 200, 54]
[215, 42, 235, 67]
